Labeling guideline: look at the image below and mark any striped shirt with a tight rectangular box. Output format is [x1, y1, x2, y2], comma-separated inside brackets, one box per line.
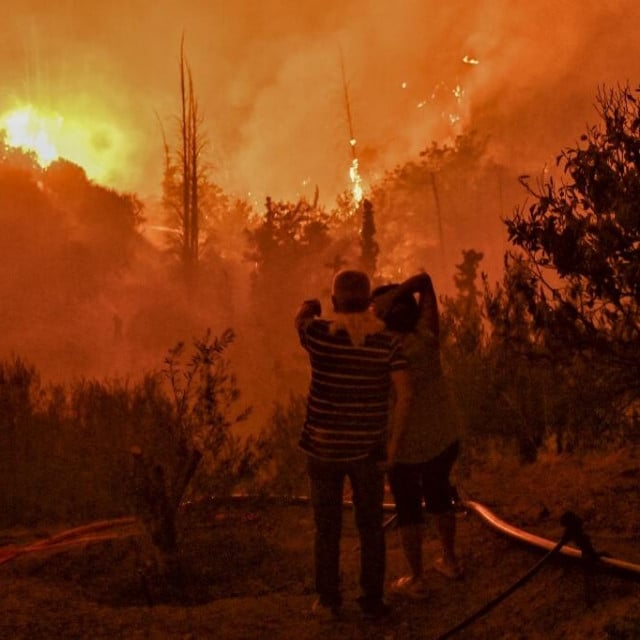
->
[297, 314, 407, 461]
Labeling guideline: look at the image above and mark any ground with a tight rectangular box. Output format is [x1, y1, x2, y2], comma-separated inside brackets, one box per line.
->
[1, 444, 640, 640]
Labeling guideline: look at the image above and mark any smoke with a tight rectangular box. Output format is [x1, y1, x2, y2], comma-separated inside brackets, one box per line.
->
[3, 1, 638, 204]
[1, 1, 639, 434]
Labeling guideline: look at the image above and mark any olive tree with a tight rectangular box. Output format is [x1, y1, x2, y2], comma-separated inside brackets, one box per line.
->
[506, 84, 640, 423]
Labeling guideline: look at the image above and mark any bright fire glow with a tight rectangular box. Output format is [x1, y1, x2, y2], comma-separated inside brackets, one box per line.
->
[0, 104, 128, 187]
[349, 157, 363, 204]
[462, 55, 480, 65]
[2, 106, 62, 166]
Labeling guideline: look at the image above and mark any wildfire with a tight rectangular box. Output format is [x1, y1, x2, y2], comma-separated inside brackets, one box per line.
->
[349, 156, 363, 204]
[462, 55, 480, 65]
[1, 106, 61, 166]
[0, 104, 127, 187]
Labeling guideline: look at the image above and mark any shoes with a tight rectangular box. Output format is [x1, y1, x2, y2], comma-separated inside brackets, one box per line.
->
[390, 575, 430, 600]
[433, 556, 464, 579]
[310, 598, 341, 621]
[357, 596, 392, 620]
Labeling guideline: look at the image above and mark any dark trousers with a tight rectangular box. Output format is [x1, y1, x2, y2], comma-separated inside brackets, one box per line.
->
[307, 454, 386, 607]
[388, 440, 460, 526]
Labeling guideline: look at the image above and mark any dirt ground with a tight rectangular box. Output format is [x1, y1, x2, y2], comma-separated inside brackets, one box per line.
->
[1, 444, 640, 640]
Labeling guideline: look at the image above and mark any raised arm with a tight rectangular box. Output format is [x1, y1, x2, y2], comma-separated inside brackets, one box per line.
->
[394, 272, 439, 338]
[295, 298, 322, 332]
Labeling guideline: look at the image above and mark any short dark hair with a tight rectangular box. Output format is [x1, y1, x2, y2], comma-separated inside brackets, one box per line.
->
[332, 270, 371, 312]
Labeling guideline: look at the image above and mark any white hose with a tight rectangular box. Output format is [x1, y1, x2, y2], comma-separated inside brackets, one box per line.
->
[464, 499, 640, 577]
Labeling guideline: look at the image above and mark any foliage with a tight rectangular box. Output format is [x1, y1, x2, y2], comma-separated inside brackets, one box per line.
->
[162, 329, 250, 453]
[0, 329, 258, 537]
[0, 357, 41, 523]
[257, 394, 308, 498]
[439, 251, 513, 457]
[43, 158, 144, 267]
[369, 131, 509, 284]
[481, 254, 629, 457]
[204, 195, 257, 264]
[441, 249, 485, 356]
[441, 248, 627, 462]
[0, 357, 137, 525]
[0, 130, 40, 173]
[0, 147, 143, 274]
[159, 329, 257, 499]
[244, 195, 331, 276]
[243, 196, 336, 399]
[129, 329, 254, 569]
[160, 37, 235, 289]
[507, 84, 640, 407]
[0, 137, 146, 377]
[359, 198, 379, 277]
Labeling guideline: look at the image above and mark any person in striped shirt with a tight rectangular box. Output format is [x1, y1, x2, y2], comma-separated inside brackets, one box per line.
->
[295, 269, 410, 620]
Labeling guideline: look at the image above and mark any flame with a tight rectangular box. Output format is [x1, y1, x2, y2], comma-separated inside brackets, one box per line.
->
[2, 106, 61, 166]
[462, 55, 480, 65]
[0, 104, 128, 187]
[349, 157, 363, 204]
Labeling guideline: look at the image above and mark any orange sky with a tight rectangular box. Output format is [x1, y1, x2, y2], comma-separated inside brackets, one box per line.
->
[3, 0, 640, 204]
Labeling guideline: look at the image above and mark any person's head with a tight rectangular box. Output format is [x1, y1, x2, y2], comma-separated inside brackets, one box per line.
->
[331, 270, 371, 313]
[371, 284, 420, 333]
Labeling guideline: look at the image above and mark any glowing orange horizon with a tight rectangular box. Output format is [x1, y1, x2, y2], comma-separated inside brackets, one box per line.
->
[0, 104, 129, 188]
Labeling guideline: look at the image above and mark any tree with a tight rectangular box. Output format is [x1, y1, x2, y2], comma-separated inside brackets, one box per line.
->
[507, 84, 640, 406]
[161, 38, 208, 289]
[43, 158, 144, 267]
[359, 198, 379, 277]
[442, 249, 484, 355]
[130, 329, 252, 580]
[368, 131, 511, 286]
[244, 195, 331, 284]
[243, 196, 333, 399]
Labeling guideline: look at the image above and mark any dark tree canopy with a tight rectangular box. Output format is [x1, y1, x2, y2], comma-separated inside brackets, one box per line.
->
[506, 84, 640, 397]
[244, 196, 330, 275]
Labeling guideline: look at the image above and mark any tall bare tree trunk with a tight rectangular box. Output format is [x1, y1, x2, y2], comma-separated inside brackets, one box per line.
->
[180, 38, 192, 278]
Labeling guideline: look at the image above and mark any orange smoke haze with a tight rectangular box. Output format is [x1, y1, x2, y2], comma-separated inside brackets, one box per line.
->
[2, 1, 640, 434]
[3, 1, 638, 203]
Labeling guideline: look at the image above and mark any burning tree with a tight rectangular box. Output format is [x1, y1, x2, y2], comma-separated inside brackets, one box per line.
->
[368, 131, 509, 285]
[359, 198, 379, 278]
[505, 84, 640, 423]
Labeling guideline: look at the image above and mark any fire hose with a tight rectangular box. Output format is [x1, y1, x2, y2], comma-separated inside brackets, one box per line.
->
[462, 500, 640, 576]
[430, 506, 612, 640]
[0, 517, 140, 566]
[433, 532, 568, 640]
[1, 497, 640, 579]
[1, 495, 637, 640]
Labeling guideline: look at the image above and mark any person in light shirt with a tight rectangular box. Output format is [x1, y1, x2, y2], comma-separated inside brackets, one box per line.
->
[372, 272, 464, 600]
